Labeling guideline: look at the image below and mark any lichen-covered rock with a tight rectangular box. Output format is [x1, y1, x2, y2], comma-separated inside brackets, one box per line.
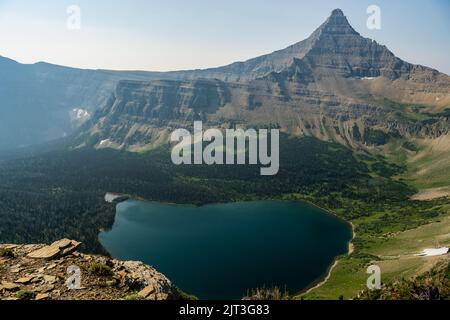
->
[0, 240, 182, 301]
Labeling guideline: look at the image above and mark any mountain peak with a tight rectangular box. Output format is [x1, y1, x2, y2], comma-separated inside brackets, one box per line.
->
[317, 8, 359, 36]
[331, 8, 345, 17]
[272, 8, 412, 80]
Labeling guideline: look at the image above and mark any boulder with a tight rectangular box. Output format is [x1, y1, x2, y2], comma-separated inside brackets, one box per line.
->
[1, 282, 21, 291]
[153, 293, 170, 300]
[43, 275, 58, 284]
[138, 284, 157, 298]
[15, 277, 33, 284]
[27, 246, 61, 260]
[27, 239, 81, 260]
[52, 239, 73, 250]
[35, 293, 50, 301]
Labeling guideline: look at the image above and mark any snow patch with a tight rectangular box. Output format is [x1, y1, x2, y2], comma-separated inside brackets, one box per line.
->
[415, 248, 449, 257]
[76, 109, 90, 119]
[70, 108, 91, 122]
[99, 139, 112, 146]
[105, 193, 126, 203]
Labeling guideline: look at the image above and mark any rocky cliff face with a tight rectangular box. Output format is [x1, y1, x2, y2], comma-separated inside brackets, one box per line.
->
[0, 239, 183, 300]
[297, 9, 412, 80]
[167, 9, 447, 85]
[2, 9, 449, 150]
[69, 9, 449, 151]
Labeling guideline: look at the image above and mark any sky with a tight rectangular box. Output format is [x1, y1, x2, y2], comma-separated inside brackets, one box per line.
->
[0, 0, 449, 74]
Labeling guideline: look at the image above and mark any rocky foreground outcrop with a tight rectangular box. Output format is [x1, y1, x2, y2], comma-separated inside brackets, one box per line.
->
[0, 239, 183, 300]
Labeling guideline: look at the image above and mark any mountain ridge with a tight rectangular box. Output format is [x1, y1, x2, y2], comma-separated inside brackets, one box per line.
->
[1, 8, 446, 80]
[70, 9, 450, 154]
[1, 8, 449, 153]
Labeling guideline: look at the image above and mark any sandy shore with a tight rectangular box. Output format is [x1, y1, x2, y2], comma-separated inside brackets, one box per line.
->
[302, 222, 356, 295]
[302, 260, 339, 295]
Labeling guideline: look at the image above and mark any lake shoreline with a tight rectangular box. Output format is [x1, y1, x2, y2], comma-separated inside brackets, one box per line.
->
[299, 221, 355, 297]
[294, 198, 356, 297]
[102, 194, 356, 299]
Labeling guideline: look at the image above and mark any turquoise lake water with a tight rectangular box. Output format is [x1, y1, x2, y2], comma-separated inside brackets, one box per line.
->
[99, 200, 352, 299]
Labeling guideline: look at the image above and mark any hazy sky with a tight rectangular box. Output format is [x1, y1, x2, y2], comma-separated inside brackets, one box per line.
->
[0, 0, 449, 74]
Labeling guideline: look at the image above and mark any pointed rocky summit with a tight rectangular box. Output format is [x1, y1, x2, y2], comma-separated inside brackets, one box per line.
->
[318, 8, 359, 35]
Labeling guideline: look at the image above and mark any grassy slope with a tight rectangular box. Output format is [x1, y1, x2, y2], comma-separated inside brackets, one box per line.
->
[302, 205, 450, 300]
[372, 102, 450, 191]
[403, 136, 450, 190]
[299, 99, 450, 298]
[301, 132, 450, 299]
